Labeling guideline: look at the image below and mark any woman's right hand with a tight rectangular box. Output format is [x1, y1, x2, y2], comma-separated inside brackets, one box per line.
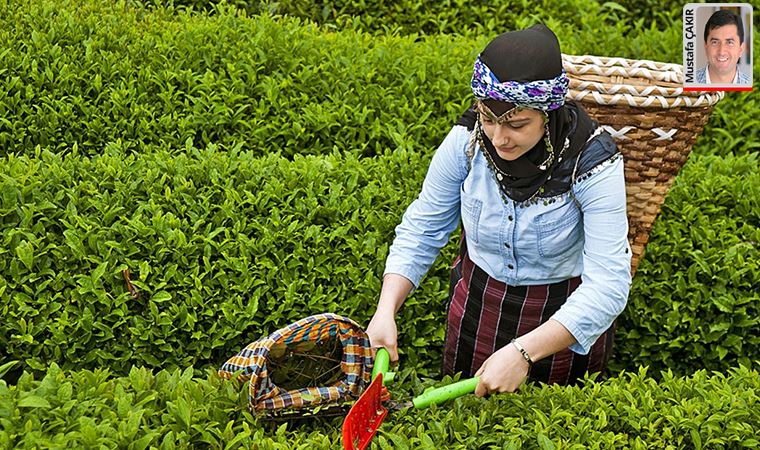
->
[367, 273, 414, 362]
[365, 311, 399, 362]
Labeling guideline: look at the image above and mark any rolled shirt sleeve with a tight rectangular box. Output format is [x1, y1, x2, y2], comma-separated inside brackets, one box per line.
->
[550, 155, 632, 354]
[383, 126, 470, 288]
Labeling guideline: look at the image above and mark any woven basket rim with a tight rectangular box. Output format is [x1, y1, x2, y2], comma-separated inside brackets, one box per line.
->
[563, 54, 725, 108]
[568, 79, 725, 98]
[568, 88, 723, 108]
[562, 54, 683, 75]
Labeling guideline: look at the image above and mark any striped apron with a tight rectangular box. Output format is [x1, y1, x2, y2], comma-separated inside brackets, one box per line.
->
[442, 238, 615, 385]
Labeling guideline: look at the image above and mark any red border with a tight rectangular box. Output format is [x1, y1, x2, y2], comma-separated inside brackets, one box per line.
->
[683, 86, 753, 92]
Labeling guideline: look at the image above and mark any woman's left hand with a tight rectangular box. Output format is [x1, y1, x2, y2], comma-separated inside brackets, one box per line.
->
[474, 344, 530, 396]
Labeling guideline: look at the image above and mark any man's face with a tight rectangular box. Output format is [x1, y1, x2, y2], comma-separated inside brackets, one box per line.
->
[705, 24, 745, 77]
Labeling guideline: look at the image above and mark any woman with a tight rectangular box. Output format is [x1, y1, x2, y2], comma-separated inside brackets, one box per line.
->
[366, 24, 632, 396]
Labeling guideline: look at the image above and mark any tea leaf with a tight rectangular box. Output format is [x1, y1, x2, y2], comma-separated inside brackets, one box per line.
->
[18, 395, 50, 408]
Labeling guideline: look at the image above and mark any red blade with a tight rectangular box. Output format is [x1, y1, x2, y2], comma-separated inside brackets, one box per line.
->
[342, 374, 388, 450]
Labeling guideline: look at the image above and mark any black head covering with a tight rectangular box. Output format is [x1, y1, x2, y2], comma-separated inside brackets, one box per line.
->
[469, 25, 596, 203]
[480, 24, 563, 82]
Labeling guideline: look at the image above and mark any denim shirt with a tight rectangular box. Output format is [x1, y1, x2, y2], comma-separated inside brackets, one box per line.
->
[695, 65, 752, 85]
[384, 125, 632, 354]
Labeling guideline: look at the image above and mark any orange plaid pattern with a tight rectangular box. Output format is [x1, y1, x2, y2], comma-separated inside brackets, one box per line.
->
[219, 313, 373, 412]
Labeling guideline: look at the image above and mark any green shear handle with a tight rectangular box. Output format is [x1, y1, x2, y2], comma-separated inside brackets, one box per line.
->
[371, 348, 479, 408]
[411, 376, 480, 409]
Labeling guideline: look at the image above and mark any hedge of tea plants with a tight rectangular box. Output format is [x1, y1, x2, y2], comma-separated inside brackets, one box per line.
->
[2, 363, 760, 449]
[0, 0, 706, 160]
[610, 152, 760, 374]
[3, 0, 755, 162]
[0, 145, 440, 374]
[2, 142, 759, 378]
[1, 0, 760, 447]
[139, 0, 683, 39]
[0, 0, 473, 157]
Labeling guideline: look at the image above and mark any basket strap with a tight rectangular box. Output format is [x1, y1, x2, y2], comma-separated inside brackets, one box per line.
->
[568, 126, 606, 210]
[466, 128, 477, 170]
[569, 150, 583, 211]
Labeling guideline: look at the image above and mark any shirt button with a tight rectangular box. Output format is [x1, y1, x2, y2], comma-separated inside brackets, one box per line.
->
[508, 215, 514, 221]
[504, 243, 511, 249]
[508, 264, 514, 270]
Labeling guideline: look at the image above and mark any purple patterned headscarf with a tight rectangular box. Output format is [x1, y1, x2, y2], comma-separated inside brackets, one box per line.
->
[470, 56, 569, 111]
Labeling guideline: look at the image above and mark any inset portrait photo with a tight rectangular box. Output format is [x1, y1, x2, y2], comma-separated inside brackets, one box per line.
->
[683, 3, 753, 91]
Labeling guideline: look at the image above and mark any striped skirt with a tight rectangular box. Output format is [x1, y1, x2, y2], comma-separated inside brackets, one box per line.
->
[442, 241, 615, 385]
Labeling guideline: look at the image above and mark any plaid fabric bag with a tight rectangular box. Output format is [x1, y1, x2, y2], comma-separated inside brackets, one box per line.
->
[219, 313, 374, 414]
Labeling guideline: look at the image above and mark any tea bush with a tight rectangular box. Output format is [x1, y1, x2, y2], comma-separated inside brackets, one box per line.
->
[613, 151, 760, 374]
[2, 142, 759, 379]
[0, 0, 473, 157]
[0, 144, 449, 375]
[1, 363, 759, 449]
[0, 0, 696, 160]
[5, 0, 754, 162]
[698, 89, 760, 158]
[138, 0, 683, 40]
[1, 0, 759, 380]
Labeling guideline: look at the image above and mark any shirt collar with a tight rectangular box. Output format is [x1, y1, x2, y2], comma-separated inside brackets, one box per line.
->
[706, 66, 740, 84]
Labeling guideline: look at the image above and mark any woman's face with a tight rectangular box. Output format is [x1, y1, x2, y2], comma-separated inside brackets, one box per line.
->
[478, 100, 546, 161]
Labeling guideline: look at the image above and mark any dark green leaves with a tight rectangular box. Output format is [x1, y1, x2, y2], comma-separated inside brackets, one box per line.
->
[4, 366, 758, 448]
[613, 152, 760, 376]
[0, 145, 434, 374]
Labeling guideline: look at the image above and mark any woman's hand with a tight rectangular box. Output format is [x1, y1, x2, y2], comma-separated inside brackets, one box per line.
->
[473, 343, 530, 397]
[367, 273, 414, 362]
[365, 311, 399, 362]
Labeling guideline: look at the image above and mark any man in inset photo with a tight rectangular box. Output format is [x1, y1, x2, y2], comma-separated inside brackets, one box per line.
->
[696, 9, 751, 85]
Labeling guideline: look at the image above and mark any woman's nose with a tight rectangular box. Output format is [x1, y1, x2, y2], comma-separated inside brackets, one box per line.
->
[492, 125, 512, 146]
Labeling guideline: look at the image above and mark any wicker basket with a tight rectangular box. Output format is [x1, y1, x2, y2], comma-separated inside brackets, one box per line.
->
[562, 55, 724, 275]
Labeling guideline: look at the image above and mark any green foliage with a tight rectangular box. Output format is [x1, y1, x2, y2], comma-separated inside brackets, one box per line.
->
[0, 0, 689, 160]
[1, 0, 759, 381]
[0, 144, 445, 375]
[2, 364, 760, 448]
[139, 0, 683, 44]
[4, 142, 760, 380]
[0, 0, 473, 157]
[697, 88, 760, 157]
[613, 152, 760, 374]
